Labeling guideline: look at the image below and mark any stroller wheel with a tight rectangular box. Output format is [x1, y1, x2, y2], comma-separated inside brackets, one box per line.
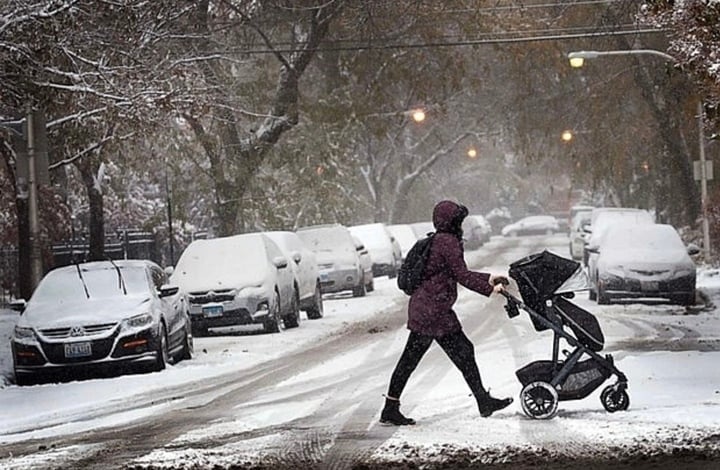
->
[601, 385, 630, 412]
[520, 381, 559, 419]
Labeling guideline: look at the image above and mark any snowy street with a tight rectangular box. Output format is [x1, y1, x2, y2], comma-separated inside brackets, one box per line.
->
[1, 234, 720, 469]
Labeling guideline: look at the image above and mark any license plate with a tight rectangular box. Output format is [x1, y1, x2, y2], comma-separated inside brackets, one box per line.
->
[320, 272, 329, 282]
[642, 281, 659, 291]
[202, 305, 223, 317]
[64, 342, 92, 358]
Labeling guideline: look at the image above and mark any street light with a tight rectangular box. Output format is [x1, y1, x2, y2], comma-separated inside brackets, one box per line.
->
[411, 108, 426, 123]
[561, 130, 574, 142]
[467, 147, 477, 159]
[567, 48, 711, 259]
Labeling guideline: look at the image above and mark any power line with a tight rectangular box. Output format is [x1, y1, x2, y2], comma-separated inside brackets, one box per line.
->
[228, 28, 665, 55]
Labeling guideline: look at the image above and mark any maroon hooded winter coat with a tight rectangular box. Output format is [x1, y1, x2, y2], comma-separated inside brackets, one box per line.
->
[407, 200, 494, 337]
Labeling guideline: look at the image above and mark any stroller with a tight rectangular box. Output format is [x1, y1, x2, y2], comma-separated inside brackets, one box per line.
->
[501, 250, 629, 419]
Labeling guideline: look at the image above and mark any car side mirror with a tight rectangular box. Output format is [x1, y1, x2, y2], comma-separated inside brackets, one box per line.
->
[582, 224, 592, 234]
[291, 251, 302, 264]
[356, 244, 365, 251]
[159, 284, 179, 297]
[164, 266, 174, 276]
[586, 246, 599, 254]
[273, 256, 288, 269]
[687, 243, 701, 256]
[9, 299, 26, 313]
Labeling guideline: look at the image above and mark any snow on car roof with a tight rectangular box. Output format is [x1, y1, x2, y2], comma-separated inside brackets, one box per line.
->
[171, 233, 270, 290]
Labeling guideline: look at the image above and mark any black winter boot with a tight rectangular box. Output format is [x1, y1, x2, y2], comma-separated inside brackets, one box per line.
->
[477, 392, 513, 418]
[380, 397, 416, 425]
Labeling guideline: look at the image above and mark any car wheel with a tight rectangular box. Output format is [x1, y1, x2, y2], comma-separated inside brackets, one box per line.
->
[152, 322, 169, 372]
[306, 282, 324, 319]
[597, 286, 611, 305]
[366, 278, 375, 292]
[179, 321, 193, 362]
[263, 291, 283, 333]
[671, 292, 695, 306]
[283, 290, 301, 329]
[589, 288, 597, 301]
[192, 324, 208, 337]
[352, 279, 366, 297]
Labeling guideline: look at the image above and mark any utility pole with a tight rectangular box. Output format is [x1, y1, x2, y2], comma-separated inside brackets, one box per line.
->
[26, 108, 43, 289]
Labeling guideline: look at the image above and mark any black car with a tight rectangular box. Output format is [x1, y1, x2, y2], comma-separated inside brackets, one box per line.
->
[11, 260, 193, 385]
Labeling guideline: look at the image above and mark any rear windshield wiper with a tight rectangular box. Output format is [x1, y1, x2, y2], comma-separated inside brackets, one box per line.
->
[107, 258, 127, 295]
[75, 263, 90, 299]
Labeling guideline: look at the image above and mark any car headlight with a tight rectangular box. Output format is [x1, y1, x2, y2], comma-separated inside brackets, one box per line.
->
[123, 313, 154, 329]
[673, 267, 695, 278]
[14, 326, 35, 340]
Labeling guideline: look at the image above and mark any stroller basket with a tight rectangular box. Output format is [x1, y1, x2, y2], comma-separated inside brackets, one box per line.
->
[517, 358, 611, 401]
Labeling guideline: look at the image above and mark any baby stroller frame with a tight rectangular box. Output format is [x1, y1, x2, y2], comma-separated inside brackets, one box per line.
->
[502, 251, 629, 419]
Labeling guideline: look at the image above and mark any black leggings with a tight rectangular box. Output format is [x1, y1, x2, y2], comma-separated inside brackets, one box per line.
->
[387, 330, 486, 400]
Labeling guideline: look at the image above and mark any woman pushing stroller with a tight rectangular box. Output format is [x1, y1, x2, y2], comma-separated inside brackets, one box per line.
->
[380, 200, 513, 426]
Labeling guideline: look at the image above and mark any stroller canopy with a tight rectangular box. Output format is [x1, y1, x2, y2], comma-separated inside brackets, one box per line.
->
[508, 250, 582, 303]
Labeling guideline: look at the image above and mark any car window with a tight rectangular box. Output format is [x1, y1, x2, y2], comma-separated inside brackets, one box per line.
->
[31, 265, 150, 302]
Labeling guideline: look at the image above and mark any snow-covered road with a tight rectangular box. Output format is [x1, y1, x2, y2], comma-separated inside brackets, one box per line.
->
[1, 234, 719, 469]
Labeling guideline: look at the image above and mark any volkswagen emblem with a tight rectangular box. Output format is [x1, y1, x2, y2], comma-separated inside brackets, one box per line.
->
[70, 326, 85, 337]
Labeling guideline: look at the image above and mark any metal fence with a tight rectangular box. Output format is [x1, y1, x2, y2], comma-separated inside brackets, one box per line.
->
[0, 246, 18, 307]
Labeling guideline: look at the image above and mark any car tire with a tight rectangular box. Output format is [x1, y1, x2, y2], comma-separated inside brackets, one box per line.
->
[179, 321, 193, 362]
[263, 291, 283, 333]
[589, 288, 597, 301]
[152, 322, 169, 372]
[191, 324, 208, 337]
[597, 286, 611, 305]
[352, 280, 366, 297]
[366, 278, 375, 292]
[671, 292, 695, 306]
[283, 290, 301, 329]
[306, 282, 324, 320]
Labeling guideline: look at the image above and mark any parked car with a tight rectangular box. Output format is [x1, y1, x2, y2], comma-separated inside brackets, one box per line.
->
[585, 209, 655, 296]
[500, 215, 560, 237]
[352, 235, 375, 292]
[486, 207, 512, 235]
[467, 214, 493, 245]
[569, 209, 593, 260]
[387, 224, 418, 261]
[462, 216, 485, 250]
[296, 224, 367, 297]
[349, 223, 401, 278]
[593, 224, 698, 305]
[170, 233, 298, 335]
[10, 260, 193, 385]
[264, 231, 324, 319]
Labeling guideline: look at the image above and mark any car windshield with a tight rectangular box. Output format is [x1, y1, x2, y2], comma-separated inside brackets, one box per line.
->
[31, 265, 149, 303]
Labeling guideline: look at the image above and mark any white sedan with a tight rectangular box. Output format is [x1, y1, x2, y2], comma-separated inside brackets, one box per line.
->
[501, 215, 560, 237]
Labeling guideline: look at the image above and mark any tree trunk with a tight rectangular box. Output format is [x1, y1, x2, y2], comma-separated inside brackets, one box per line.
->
[78, 162, 105, 261]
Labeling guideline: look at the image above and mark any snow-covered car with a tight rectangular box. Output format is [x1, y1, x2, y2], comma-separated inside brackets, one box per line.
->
[387, 224, 418, 261]
[296, 224, 366, 297]
[264, 231, 324, 319]
[486, 207, 512, 235]
[585, 208, 655, 296]
[467, 214, 492, 245]
[569, 209, 592, 260]
[594, 224, 698, 305]
[10, 260, 193, 385]
[585, 208, 655, 264]
[348, 223, 401, 278]
[462, 216, 487, 249]
[501, 215, 560, 237]
[170, 233, 298, 335]
[352, 236, 374, 293]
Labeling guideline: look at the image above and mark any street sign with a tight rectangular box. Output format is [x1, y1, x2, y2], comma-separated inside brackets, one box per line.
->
[694, 160, 713, 181]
